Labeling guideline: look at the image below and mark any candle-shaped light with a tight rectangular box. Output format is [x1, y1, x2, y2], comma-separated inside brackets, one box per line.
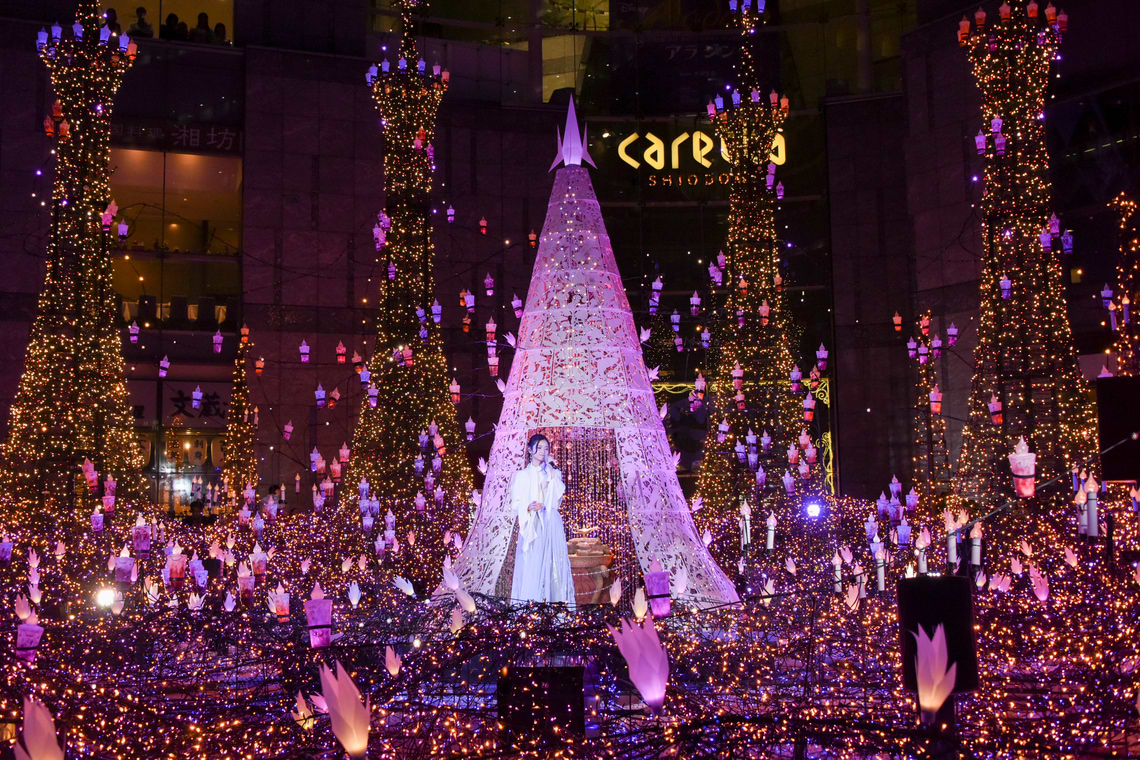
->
[969, 522, 983, 567]
[765, 511, 776, 551]
[831, 551, 843, 593]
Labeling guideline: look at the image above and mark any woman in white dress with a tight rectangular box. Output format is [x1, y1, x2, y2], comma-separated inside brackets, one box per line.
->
[509, 434, 575, 605]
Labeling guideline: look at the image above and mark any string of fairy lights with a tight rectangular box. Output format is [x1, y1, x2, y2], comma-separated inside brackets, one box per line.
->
[0, 3, 1137, 760]
[693, 0, 831, 568]
[339, 0, 474, 592]
[952, 1, 1095, 511]
[2, 0, 145, 511]
[1106, 193, 1140, 375]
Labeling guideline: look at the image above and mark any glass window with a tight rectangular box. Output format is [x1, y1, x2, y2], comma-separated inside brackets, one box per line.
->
[111, 147, 242, 256]
[111, 1, 234, 45]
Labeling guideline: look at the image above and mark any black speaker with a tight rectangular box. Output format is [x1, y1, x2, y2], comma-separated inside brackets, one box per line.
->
[1096, 376, 1140, 482]
[897, 576, 979, 693]
[202, 558, 222, 580]
[498, 666, 583, 746]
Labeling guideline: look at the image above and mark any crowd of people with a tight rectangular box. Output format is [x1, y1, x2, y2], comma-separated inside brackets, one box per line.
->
[103, 6, 231, 45]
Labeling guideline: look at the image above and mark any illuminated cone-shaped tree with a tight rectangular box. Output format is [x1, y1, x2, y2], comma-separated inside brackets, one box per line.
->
[221, 337, 258, 501]
[449, 99, 738, 606]
[343, 0, 472, 590]
[695, 2, 829, 565]
[2, 2, 144, 510]
[1107, 193, 1140, 375]
[953, 6, 1095, 507]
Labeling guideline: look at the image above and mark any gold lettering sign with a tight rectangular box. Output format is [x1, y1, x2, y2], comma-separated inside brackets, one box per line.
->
[618, 129, 785, 170]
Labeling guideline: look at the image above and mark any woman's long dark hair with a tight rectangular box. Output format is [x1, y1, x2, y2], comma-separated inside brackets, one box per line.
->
[526, 434, 549, 458]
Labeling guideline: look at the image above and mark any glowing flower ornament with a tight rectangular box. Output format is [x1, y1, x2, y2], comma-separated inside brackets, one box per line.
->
[913, 624, 957, 725]
[13, 696, 64, 760]
[318, 662, 371, 759]
[607, 617, 670, 715]
[385, 646, 401, 677]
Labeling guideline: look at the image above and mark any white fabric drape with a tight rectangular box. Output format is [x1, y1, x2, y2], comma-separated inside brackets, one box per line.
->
[509, 463, 574, 605]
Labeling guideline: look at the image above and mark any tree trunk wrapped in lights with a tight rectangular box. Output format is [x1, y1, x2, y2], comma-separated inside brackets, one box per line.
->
[954, 6, 1094, 507]
[2, 0, 144, 510]
[694, 2, 828, 565]
[1106, 193, 1140, 375]
[343, 0, 472, 590]
[910, 313, 951, 510]
[221, 338, 258, 502]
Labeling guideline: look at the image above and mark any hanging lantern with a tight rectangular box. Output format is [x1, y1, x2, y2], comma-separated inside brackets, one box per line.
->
[479, 272, 494, 298]
[917, 344, 929, 364]
[465, 291, 476, 314]
[402, 347, 413, 367]
[735, 390, 746, 410]
[387, 261, 396, 280]
[450, 378, 461, 404]
[368, 383, 378, 407]
[284, 421, 293, 441]
[700, 327, 710, 349]
[760, 300, 770, 326]
[671, 310, 681, 333]
[447, 205, 456, 223]
[528, 230, 537, 248]
[335, 341, 347, 364]
[994, 133, 1006, 155]
[717, 418, 729, 444]
[906, 337, 918, 359]
[974, 6, 986, 27]
[761, 430, 772, 452]
[674, 336, 684, 353]
[485, 317, 497, 343]
[465, 417, 476, 441]
[731, 362, 744, 390]
[1101, 283, 1114, 309]
[192, 386, 203, 409]
[159, 355, 170, 378]
[999, 274, 1012, 299]
[736, 309, 745, 328]
[988, 393, 1003, 425]
[479, 216, 488, 235]
[690, 291, 701, 317]
[431, 299, 442, 323]
[512, 293, 524, 318]
[328, 388, 340, 409]
[782, 470, 795, 495]
[892, 312, 903, 332]
[128, 321, 139, 344]
[929, 385, 943, 414]
[1049, 213, 1061, 235]
[805, 444, 818, 464]
[738, 276, 748, 295]
[314, 384, 326, 408]
[931, 335, 942, 358]
[212, 330, 223, 353]
[1009, 437, 1037, 498]
[787, 444, 799, 465]
[947, 322, 959, 346]
[815, 343, 828, 370]
[773, 272, 783, 291]
[809, 365, 821, 392]
[1060, 229, 1073, 254]
[360, 365, 371, 387]
[776, 181, 785, 200]
[695, 372, 706, 399]
[803, 393, 816, 422]
[299, 339, 310, 363]
[352, 351, 363, 372]
[488, 354, 499, 377]
[789, 365, 802, 392]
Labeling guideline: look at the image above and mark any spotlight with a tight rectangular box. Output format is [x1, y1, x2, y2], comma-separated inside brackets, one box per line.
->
[95, 587, 116, 608]
[805, 501, 822, 519]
